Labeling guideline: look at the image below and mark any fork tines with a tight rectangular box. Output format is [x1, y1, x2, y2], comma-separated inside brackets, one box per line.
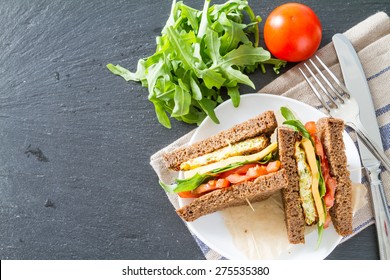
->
[299, 55, 351, 112]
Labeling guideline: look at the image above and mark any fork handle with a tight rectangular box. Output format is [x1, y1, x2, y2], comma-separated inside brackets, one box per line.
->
[347, 122, 390, 171]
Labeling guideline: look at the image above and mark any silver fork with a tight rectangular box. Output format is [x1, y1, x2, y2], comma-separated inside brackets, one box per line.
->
[299, 56, 390, 171]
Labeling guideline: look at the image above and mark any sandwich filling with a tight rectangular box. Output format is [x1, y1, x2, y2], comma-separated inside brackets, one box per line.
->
[180, 136, 269, 171]
[295, 142, 317, 225]
[160, 141, 281, 198]
[281, 107, 337, 244]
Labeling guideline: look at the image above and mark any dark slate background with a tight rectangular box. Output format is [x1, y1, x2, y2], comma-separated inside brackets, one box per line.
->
[0, 0, 388, 260]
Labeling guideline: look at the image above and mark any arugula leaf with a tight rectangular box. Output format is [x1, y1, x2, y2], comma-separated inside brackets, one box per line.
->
[263, 58, 287, 74]
[209, 161, 250, 174]
[171, 80, 192, 117]
[174, 173, 213, 193]
[159, 180, 178, 193]
[190, 76, 203, 101]
[108, 0, 286, 128]
[218, 12, 249, 54]
[280, 107, 312, 140]
[258, 151, 277, 164]
[283, 120, 312, 140]
[217, 44, 271, 68]
[317, 160, 326, 197]
[280, 106, 297, 121]
[316, 224, 324, 249]
[317, 158, 327, 248]
[195, 98, 220, 124]
[106, 64, 138, 82]
[227, 86, 240, 107]
[151, 100, 172, 129]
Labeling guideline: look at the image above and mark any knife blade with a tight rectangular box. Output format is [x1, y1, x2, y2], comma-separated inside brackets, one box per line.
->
[333, 33, 390, 260]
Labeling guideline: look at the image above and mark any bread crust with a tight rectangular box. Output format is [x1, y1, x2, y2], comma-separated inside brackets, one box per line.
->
[163, 111, 277, 171]
[316, 117, 353, 236]
[277, 127, 306, 244]
[176, 169, 287, 222]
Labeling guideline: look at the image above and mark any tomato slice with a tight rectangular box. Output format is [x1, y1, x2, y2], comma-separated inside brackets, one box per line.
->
[222, 162, 281, 183]
[192, 178, 231, 196]
[224, 173, 249, 184]
[324, 212, 332, 229]
[306, 121, 337, 212]
[177, 191, 200, 198]
[324, 177, 337, 209]
[305, 121, 317, 136]
[218, 163, 258, 178]
[246, 165, 268, 179]
[266, 160, 281, 173]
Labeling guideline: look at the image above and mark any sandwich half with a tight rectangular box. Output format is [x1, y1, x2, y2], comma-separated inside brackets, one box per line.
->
[278, 108, 353, 243]
[161, 111, 288, 222]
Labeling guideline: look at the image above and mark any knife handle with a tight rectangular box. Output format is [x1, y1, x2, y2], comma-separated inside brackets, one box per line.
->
[348, 122, 390, 171]
[365, 164, 390, 260]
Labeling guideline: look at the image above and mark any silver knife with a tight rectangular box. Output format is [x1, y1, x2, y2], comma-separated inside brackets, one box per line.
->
[333, 33, 390, 260]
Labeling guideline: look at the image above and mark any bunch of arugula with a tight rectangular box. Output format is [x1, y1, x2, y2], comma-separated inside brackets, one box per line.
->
[280, 107, 327, 247]
[107, 0, 286, 128]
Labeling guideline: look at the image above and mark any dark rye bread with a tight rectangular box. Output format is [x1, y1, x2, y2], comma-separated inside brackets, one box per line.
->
[163, 111, 277, 171]
[176, 169, 287, 222]
[317, 118, 353, 236]
[277, 127, 305, 244]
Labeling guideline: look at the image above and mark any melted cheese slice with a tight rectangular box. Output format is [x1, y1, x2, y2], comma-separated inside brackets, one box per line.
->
[183, 142, 278, 179]
[180, 136, 268, 171]
[301, 138, 325, 226]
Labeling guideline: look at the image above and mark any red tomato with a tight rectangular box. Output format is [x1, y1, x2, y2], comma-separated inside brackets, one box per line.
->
[264, 3, 322, 62]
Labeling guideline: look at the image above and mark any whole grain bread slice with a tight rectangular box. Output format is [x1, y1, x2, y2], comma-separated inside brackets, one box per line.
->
[176, 169, 287, 222]
[163, 111, 277, 171]
[316, 117, 353, 236]
[277, 127, 306, 244]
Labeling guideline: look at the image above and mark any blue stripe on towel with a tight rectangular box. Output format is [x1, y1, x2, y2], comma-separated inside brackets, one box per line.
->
[192, 234, 210, 254]
[193, 234, 225, 259]
[380, 124, 390, 151]
[353, 217, 375, 233]
[367, 65, 390, 81]
[376, 104, 390, 117]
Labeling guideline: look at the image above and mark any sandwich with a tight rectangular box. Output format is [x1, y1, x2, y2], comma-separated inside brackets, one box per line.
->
[278, 107, 353, 244]
[160, 110, 288, 222]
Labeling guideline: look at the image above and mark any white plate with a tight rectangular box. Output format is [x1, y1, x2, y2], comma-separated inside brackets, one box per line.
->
[178, 93, 361, 260]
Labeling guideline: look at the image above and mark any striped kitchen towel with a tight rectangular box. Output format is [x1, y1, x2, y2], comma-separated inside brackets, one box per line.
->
[150, 11, 390, 259]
